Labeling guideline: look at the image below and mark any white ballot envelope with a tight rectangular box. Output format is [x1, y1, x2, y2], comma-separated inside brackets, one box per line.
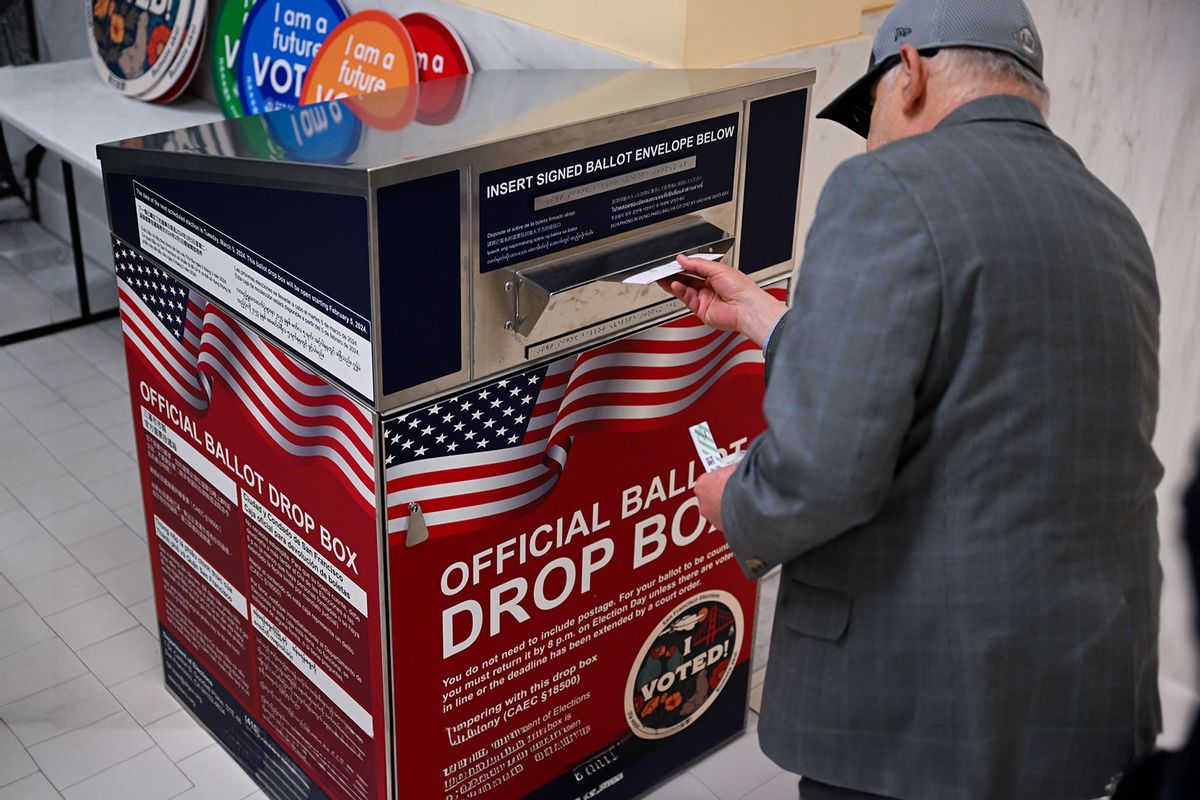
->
[689, 421, 746, 472]
[621, 252, 724, 285]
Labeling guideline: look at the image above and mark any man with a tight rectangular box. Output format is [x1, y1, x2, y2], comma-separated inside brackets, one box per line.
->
[661, 1, 1163, 798]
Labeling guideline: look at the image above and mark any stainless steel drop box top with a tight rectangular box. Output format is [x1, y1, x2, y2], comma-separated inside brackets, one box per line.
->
[97, 68, 815, 411]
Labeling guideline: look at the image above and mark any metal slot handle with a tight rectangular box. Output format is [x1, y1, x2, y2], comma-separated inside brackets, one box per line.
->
[507, 217, 733, 338]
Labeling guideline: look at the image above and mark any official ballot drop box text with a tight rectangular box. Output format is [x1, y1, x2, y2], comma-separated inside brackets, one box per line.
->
[97, 67, 814, 800]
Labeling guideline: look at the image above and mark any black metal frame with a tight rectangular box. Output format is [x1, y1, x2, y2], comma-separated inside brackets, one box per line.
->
[0, 151, 119, 347]
[0, 0, 37, 196]
[0, 125, 22, 200]
[0, 1, 116, 347]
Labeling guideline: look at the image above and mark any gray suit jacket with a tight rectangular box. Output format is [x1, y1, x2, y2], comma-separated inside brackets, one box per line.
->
[722, 95, 1162, 800]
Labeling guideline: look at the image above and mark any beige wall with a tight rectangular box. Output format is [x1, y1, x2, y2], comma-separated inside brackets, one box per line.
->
[455, 0, 868, 66]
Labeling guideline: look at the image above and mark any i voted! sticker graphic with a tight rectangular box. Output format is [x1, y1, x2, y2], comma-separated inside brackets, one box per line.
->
[624, 590, 743, 740]
[238, 0, 347, 115]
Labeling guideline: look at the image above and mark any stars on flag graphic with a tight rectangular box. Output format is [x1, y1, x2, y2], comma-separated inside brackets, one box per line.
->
[383, 303, 775, 539]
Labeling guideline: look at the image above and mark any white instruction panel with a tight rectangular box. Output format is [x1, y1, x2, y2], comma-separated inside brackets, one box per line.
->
[133, 182, 373, 400]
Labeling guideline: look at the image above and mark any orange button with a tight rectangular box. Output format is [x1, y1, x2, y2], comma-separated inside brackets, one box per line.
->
[300, 10, 418, 105]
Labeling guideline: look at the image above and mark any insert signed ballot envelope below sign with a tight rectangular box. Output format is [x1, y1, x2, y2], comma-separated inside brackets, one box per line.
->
[621, 251, 724, 285]
[690, 421, 747, 473]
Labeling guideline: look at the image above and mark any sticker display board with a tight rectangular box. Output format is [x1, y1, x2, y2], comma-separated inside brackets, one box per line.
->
[478, 113, 740, 272]
[149, 18, 207, 104]
[383, 311, 766, 799]
[114, 237, 387, 800]
[88, 0, 191, 95]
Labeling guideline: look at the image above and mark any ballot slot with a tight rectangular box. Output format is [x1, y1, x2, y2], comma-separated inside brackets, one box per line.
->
[506, 217, 733, 339]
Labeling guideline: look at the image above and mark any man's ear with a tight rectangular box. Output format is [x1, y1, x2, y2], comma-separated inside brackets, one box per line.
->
[896, 43, 928, 114]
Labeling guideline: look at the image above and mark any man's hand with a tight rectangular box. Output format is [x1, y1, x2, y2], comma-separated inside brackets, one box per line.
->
[694, 463, 736, 530]
[657, 255, 786, 347]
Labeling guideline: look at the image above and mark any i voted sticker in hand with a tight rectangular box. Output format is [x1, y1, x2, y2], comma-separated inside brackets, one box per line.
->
[238, 0, 347, 115]
[688, 421, 745, 473]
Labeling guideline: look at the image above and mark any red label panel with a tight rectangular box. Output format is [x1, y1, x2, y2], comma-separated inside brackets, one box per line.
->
[247, 522, 372, 709]
[115, 240, 386, 800]
[385, 313, 767, 799]
[157, 545, 253, 699]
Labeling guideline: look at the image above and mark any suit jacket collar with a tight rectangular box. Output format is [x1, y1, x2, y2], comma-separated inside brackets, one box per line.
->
[936, 94, 1049, 131]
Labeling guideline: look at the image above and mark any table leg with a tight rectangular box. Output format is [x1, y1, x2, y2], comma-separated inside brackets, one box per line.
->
[61, 160, 91, 317]
[0, 158, 118, 347]
[25, 144, 45, 221]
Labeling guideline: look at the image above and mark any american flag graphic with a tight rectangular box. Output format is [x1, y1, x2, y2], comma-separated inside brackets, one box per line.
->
[384, 299, 780, 539]
[114, 239, 376, 509]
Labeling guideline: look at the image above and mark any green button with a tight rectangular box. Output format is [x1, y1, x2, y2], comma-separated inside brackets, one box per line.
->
[211, 0, 256, 119]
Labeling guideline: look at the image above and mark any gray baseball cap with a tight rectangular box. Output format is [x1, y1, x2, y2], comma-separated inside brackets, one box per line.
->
[817, 0, 1044, 138]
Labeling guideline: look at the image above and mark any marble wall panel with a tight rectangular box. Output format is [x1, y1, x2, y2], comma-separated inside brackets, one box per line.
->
[1026, 0, 1200, 697]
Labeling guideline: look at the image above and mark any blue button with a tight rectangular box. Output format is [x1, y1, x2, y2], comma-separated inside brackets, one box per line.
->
[238, 0, 348, 115]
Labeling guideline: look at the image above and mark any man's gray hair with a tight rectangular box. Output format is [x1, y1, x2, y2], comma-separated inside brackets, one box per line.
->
[932, 47, 1051, 115]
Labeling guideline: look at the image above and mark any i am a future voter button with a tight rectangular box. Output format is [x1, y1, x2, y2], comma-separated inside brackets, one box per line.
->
[238, 0, 348, 114]
[400, 12, 474, 83]
[300, 10, 419, 105]
[212, 0, 255, 118]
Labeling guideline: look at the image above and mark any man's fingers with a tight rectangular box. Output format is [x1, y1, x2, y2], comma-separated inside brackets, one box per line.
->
[676, 253, 732, 279]
[655, 277, 701, 311]
[655, 277, 690, 301]
[669, 273, 708, 293]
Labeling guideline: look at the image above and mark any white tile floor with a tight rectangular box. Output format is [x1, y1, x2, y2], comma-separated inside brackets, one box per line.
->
[0, 197, 115, 341]
[0, 216, 1195, 800]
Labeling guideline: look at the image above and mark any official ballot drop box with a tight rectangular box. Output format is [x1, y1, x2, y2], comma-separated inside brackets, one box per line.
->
[97, 67, 814, 800]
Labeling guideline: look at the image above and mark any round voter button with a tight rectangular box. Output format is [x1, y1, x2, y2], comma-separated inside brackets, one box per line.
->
[234, 115, 291, 161]
[139, 0, 207, 103]
[263, 99, 363, 163]
[414, 73, 470, 126]
[625, 590, 744, 740]
[399, 12, 473, 83]
[238, 0, 348, 115]
[87, 0, 193, 96]
[210, 0, 255, 117]
[343, 82, 419, 131]
[299, 10, 419, 105]
[149, 17, 207, 103]
[139, 0, 208, 103]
